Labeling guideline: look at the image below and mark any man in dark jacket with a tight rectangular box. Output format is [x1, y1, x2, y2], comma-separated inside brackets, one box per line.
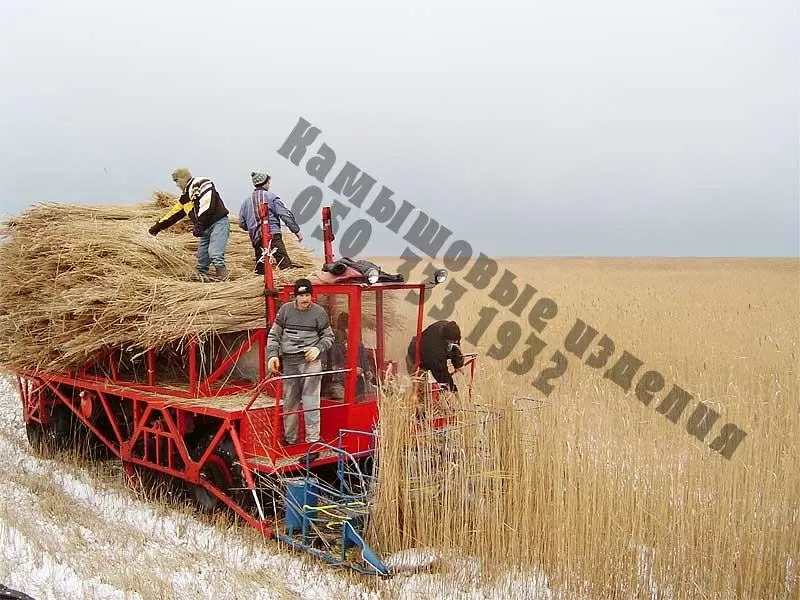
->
[406, 320, 465, 392]
[148, 168, 231, 281]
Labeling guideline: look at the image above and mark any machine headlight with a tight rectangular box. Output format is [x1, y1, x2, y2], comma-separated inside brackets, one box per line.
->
[434, 269, 448, 284]
[366, 268, 380, 284]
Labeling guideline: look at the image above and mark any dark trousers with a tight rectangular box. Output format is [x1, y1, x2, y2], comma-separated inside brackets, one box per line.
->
[253, 233, 294, 274]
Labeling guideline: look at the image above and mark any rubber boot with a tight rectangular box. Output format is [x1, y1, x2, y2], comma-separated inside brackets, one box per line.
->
[214, 265, 229, 281]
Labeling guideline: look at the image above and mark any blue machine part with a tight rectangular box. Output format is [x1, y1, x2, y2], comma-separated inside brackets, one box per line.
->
[274, 431, 390, 576]
[343, 520, 389, 575]
[284, 477, 320, 537]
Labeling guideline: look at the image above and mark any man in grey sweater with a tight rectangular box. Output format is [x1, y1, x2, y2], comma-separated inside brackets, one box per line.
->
[267, 278, 335, 448]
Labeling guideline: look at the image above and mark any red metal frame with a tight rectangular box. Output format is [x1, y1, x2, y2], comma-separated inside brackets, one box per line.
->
[19, 376, 46, 425]
[259, 201, 278, 325]
[322, 206, 334, 264]
[11, 205, 477, 540]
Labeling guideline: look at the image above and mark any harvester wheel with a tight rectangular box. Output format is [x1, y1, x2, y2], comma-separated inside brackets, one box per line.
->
[24, 405, 74, 456]
[193, 454, 236, 513]
[190, 435, 244, 514]
[25, 422, 46, 451]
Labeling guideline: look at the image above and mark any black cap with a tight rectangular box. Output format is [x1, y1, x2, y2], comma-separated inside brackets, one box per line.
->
[294, 278, 313, 295]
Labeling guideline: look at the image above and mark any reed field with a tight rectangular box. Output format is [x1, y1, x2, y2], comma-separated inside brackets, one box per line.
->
[365, 256, 799, 600]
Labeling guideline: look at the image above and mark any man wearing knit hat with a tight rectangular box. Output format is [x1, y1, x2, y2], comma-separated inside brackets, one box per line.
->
[266, 278, 334, 452]
[238, 171, 303, 274]
[149, 168, 231, 281]
[406, 320, 465, 392]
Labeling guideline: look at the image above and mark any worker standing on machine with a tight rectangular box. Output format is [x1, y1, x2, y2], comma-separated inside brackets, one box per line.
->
[239, 171, 303, 273]
[148, 168, 231, 282]
[267, 278, 334, 455]
[406, 320, 465, 392]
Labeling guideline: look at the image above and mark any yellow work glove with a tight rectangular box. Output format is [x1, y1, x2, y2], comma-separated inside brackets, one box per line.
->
[267, 356, 280, 373]
[304, 347, 320, 362]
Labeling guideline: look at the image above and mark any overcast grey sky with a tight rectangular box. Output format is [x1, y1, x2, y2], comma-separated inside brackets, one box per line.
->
[1, 0, 797, 257]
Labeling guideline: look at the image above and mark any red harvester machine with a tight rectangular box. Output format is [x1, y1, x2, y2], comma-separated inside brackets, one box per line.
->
[12, 205, 477, 575]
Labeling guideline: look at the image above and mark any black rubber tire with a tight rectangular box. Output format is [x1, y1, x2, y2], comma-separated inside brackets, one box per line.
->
[189, 434, 245, 514]
[24, 422, 44, 450]
[24, 404, 73, 455]
[192, 454, 236, 513]
[26, 403, 113, 460]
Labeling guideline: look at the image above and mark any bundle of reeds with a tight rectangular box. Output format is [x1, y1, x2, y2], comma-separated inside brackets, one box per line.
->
[0, 194, 318, 371]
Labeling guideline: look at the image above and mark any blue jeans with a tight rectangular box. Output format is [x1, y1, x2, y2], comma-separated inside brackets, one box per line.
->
[196, 218, 230, 273]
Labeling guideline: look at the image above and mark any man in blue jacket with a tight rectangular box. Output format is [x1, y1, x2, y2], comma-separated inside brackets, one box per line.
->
[239, 171, 303, 273]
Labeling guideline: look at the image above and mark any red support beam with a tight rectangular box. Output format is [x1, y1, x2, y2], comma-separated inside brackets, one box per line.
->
[229, 427, 256, 491]
[110, 349, 119, 383]
[96, 390, 124, 447]
[321, 206, 335, 264]
[375, 290, 385, 377]
[159, 407, 195, 472]
[258, 202, 277, 325]
[127, 403, 155, 455]
[258, 330, 266, 382]
[347, 291, 361, 405]
[147, 348, 156, 387]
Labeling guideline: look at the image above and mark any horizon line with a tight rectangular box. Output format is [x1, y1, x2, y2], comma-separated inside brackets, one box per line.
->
[364, 254, 800, 260]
